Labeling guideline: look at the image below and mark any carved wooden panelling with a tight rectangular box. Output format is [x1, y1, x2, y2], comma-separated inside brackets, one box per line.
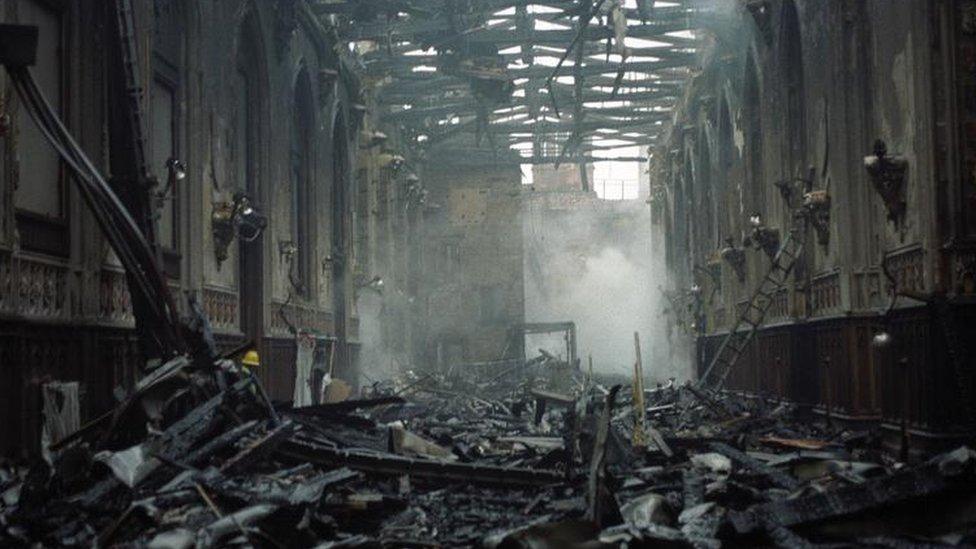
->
[852, 269, 883, 310]
[886, 310, 931, 429]
[767, 288, 789, 320]
[951, 248, 976, 296]
[259, 336, 297, 401]
[203, 287, 239, 332]
[99, 269, 133, 324]
[17, 257, 66, 319]
[886, 246, 925, 295]
[755, 330, 789, 396]
[852, 323, 879, 416]
[810, 272, 841, 316]
[0, 251, 12, 314]
[0, 321, 143, 459]
[271, 301, 332, 335]
[814, 324, 847, 413]
[98, 331, 142, 406]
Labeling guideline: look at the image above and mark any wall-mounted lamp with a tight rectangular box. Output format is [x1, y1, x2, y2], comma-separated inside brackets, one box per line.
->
[864, 139, 908, 226]
[211, 192, 267, 266]
[871, 331, 893, 349]
[743, 213, 780, 260]
[720, 236, 746, 283]
[688, 284, 705, 335]
[151, 157, 186, 217]
[166, 158, 186, 182]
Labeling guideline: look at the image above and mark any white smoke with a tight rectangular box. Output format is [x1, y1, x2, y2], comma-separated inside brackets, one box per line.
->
[524, 204, 691, 383]
[355, 291, 400, 387]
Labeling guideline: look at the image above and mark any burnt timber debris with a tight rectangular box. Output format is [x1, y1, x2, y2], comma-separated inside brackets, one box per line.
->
[2, 0, 976, 547]
[4, 355, 976, 547]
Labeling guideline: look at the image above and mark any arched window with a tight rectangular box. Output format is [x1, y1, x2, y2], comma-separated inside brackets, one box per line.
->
[678, 154, 693, 276]
[235, 19, 261, 197]
[743, 55, 764, 215]
[718, 95, 734, 240]
[698, 136, 716, 253]
[149, 0, 185, 274]
[330, 114, 350, 376]
[16, 0, 65, 256]
[290, 69, 315, 295]
[780, 0, 805, 176]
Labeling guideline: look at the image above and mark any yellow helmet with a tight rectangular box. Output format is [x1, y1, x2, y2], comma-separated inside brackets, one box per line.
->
[242, 350, 260, 367]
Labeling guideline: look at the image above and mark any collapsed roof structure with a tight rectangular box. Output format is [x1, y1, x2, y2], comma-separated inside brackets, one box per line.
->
[314, 0, 708, 174]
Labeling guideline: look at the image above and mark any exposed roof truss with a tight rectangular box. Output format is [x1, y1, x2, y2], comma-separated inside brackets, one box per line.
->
[313, 0, 709, 164]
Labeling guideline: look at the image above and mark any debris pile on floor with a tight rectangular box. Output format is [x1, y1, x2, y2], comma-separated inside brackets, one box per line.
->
[2, 354, 976, 547]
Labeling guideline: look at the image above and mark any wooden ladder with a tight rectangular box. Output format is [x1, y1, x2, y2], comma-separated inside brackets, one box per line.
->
[696, 216, 807, 391]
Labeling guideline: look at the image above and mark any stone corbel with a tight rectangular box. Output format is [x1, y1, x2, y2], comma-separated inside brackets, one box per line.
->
[863, 139, 908, 226]
[743, 214, 780, 260]
[721, 236, 747, 283]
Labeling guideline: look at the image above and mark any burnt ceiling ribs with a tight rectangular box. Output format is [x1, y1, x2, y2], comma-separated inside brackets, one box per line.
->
[312, 0, 709, 165]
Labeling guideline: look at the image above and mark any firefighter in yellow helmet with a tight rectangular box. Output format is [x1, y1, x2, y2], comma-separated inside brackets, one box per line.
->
[241, 349, 260, 377]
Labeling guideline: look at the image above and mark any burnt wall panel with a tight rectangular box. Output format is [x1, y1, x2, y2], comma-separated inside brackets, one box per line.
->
[0, 322, 141, 458]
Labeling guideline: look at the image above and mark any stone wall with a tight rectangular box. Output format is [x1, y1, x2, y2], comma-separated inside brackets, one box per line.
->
[0, 0, 391, 457]
[420, 160, 525, 369]
[651, 0, 976, 443]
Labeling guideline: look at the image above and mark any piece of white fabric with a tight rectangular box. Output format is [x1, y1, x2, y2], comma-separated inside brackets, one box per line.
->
[41, 381, 80, 464]
[293, 333, 316, 407]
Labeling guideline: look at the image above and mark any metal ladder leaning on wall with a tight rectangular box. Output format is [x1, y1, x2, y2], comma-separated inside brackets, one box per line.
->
[696, 214, 808, 392]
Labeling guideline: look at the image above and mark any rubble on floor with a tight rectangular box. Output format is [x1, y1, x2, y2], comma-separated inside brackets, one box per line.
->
[2, 354, 976, 548]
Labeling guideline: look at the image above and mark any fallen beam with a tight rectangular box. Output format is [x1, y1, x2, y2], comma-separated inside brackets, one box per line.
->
[277, 438, 563, 487]
[708, 442, 800, 491]
[285, 396, 406, 416]
[728, 448, 976, 535]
